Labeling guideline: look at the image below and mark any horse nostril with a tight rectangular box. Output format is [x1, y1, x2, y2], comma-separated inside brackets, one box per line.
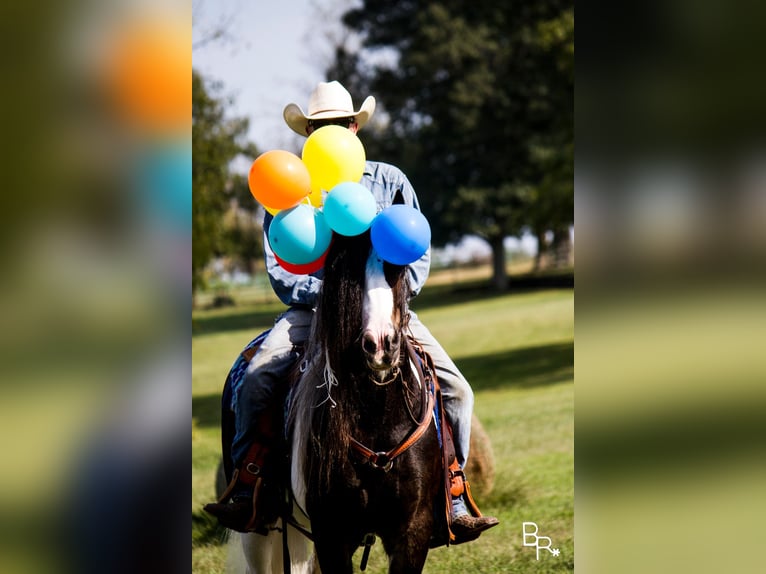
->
[362, 332, 378, 355]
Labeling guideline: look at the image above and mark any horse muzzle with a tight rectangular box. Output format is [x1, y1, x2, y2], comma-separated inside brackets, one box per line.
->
[361, 329, 401, 371]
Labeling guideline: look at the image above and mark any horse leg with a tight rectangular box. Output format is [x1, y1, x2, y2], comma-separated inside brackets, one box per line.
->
[240, 531, 277, 574]
[312, 530, 357, 574]
[239, 523, 315, 574]
[381, 517, 432, 574]
[282, 523, 316, 574]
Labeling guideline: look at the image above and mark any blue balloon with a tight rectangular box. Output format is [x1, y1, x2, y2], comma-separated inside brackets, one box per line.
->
[370, 205, 431, 265]
[268, 204, 332, 264]
[323, 182, 378, 236]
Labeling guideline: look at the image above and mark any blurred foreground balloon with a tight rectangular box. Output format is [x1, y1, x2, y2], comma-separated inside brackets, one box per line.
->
[248, 150, 311, 210]
[302, 125, 365, 194]
[268, 204, 332, 265]
[274, 249, 328, 274]
[371, 205, 431, 265]
[323, 182, 377, 236]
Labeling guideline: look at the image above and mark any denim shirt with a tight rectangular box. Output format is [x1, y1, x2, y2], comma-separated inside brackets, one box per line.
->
[263, 160, 431, 307]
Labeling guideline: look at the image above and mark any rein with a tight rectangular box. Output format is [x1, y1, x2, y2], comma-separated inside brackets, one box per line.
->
[349, 339, 435, 472]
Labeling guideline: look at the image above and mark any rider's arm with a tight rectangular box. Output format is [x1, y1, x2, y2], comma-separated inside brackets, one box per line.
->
[389, 169, 431, 299]
[263, 212, 324, 307]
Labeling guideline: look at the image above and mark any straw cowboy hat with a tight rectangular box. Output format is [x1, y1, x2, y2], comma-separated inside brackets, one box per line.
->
[283, 81, 376, 136]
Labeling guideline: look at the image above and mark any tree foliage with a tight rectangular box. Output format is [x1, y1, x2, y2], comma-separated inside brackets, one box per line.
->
[192, 70, 256, 294]
[330, 0, 573, 288]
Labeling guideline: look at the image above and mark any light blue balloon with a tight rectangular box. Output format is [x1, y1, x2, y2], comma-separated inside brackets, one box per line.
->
[370, 205, 431, 265]
[323, 182, 378, 236]
[268, 204, 332, 264]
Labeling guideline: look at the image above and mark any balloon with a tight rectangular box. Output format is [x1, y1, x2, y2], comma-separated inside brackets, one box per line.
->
[370, 205, 431, 265]
[323, 182, 378, 236]
[302, 125, 366, 193]
[307, 185, 324, 208]
[274, 249, 328, 275]
[248, 150, 311, 210]
[268, 204, 332, 265]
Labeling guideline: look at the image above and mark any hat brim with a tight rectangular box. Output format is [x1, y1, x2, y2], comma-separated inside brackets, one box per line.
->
[283, 95, 376, 136]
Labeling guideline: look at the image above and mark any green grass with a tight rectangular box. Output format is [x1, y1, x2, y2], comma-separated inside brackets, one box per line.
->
[192, 275, 573, 573]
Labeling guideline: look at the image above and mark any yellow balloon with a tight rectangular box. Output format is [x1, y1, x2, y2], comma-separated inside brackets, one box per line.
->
[307, 184, 323, 207]
[302, 125, 366, 194]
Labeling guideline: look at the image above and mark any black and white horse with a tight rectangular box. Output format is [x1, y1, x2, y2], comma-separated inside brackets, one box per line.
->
[241, 230, 441, 574]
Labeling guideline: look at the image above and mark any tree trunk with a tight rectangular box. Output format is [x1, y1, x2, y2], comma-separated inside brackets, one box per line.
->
[534, 229, 547, 271]
[489, 234, 508, 291]
[553, 226, 572, 268]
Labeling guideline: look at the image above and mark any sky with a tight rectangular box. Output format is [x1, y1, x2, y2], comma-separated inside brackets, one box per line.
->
[192, 0, 354, 157]
[191, 0, 538, 256]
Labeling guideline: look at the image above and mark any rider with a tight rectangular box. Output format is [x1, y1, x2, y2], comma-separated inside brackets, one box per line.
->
[205, 81, 498, 540]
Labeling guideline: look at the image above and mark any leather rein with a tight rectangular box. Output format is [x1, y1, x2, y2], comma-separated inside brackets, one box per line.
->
[349, 339, 435, 472]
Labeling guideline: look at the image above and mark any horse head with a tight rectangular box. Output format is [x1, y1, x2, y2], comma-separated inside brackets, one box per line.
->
[316, 231, 410, 383]
[361, 252, 408, 381]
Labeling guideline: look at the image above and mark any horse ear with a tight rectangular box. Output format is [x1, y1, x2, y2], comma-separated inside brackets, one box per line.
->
[393, 187, 405, 206]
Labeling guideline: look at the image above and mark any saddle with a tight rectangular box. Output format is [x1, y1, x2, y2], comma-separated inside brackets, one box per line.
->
[412, 340, 486, 548]
[214, 332, 486, 544]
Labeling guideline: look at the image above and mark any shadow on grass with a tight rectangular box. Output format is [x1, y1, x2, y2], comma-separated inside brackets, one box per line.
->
[456, 341, 573, 393]
[412, 270, 574, 313]
[485, 479, 528, 510]
[192, 308, 281, 337]
[192, 509, 230, 547]
[193, 340, 573, 429]
[193, 393, 223, 429]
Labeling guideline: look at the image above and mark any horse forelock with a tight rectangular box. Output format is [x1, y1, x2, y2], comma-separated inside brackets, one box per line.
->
[316, 233, 371, 368]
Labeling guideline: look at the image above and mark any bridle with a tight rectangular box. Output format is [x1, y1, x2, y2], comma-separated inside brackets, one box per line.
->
[281, 341, 436, 574]
[349, 338, 435, 472]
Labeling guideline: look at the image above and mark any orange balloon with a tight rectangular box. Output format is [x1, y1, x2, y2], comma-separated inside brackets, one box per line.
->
[104, 20, 191, 133]
[248, 150, 311, 210]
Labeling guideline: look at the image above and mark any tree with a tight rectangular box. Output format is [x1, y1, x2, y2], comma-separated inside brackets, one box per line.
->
[331, 1, 573, 289]
[221, 173, 264, 278]
[192, 69, 254, 296]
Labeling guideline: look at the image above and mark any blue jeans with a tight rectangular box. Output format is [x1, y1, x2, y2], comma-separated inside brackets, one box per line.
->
[231, 308, 474, 471]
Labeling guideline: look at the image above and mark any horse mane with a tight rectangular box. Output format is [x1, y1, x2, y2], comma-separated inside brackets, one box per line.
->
[290, 231, 411, 490]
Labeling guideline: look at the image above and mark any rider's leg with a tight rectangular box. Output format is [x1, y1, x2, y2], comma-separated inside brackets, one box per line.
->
[231, 307, 314, 469]
[407, 312, 473, 468]
[407, 313, 499, 537]
[206, 307, 313, 532]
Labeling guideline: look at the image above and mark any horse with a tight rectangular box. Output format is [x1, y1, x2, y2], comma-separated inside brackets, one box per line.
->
[240, 230, 442, 574]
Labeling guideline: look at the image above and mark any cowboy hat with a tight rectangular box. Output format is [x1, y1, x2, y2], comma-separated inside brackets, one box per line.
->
[283, 81, 376, 136]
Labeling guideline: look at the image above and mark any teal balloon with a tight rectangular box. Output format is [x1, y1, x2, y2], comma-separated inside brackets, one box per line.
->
[370, 205, 431, 265]
[323, 182, 377, 236]
[268, 204, 332, 265]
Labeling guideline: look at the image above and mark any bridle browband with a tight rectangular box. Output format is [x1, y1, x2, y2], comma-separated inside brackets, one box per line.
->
[349, 338, 435, 472]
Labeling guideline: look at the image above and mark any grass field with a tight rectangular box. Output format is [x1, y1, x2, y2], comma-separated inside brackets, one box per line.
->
[192, 268, 574, 573]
